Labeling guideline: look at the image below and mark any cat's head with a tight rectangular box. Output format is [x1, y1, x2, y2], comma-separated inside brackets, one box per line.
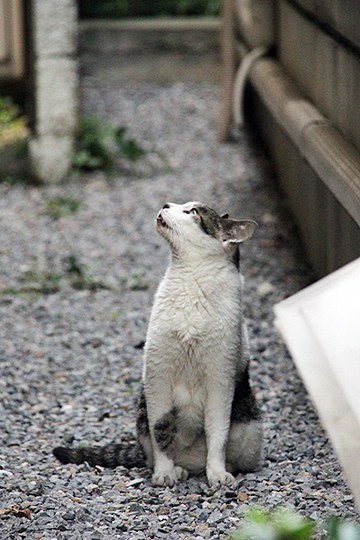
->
[156, 202, 257, 262]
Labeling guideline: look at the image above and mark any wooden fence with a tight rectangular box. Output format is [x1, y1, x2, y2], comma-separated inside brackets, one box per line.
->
[220, 0, 360, 276]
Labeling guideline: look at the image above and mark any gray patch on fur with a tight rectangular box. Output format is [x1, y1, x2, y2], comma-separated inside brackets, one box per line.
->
[194, 204, 222, 239]
[154, 409, 178, 452]
[136, 385, 150, 436]
[231, 367, 261, 423]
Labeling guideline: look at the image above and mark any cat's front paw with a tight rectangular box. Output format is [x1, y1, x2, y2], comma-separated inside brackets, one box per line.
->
[207, 469, 235, 488]
[152, 466, 188, 487]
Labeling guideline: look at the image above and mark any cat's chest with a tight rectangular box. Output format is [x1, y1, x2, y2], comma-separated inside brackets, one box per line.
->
[151, 267, 242, 347]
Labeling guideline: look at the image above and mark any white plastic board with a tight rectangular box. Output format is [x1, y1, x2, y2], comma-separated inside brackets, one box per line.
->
[274, 257, 360, 511]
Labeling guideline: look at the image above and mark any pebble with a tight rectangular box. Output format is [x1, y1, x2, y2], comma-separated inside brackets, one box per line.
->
[257, 281, 275, 297]
[0, 72, 358, 540]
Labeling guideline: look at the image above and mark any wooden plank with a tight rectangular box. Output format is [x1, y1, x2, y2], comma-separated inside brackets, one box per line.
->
[244, 54, 360, 229]
[0, 0, 8, 63]
[303, 123, 360, 227]
[0, 0, 24, 79]
[80, 17, 220, 32]
[217, 0, 236, 142]
[286, 0, 360, 51]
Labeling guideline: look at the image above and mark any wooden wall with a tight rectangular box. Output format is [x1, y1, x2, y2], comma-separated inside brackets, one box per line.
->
[226, 0, 360, 276]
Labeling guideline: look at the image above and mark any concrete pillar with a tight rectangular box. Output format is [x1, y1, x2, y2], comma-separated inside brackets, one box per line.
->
[29, 0, 78, 183]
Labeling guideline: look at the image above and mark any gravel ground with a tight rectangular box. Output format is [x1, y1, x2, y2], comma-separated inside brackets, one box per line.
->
[0, 76, 358, 539]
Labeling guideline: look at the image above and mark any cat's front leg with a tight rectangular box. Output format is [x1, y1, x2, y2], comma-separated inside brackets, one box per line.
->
[144, 377, 188, 486]
[205, 380, 235, 487]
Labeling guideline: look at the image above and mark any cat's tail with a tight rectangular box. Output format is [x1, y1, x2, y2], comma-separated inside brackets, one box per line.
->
[53, 441, 146, 469]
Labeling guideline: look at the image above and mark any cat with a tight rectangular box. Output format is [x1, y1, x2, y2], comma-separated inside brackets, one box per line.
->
[53, 202, 263, 487]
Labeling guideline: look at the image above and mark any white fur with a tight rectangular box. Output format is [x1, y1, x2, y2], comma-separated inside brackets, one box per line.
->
[142, 202, 262, 486]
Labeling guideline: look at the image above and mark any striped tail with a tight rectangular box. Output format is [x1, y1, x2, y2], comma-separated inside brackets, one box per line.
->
[53, 441, 146, 469]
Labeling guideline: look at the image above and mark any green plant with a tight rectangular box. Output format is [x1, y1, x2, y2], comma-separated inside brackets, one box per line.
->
[45, 196, 82, 219]
[73, 117, 147, 174]
[18, 259, 62, 295]
[229, 509, 315, 540]
[64, 254, 110, 292]
[228, 509, 360, 540]
[0, 96, 28, 148]
[0, 97, 20, 124]
[121, 269, 149, 291]
[115, 127, 147, 162]
[1, 254, 110, 296]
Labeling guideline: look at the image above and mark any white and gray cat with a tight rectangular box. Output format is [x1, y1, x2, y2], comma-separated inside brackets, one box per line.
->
[54, 202, 263, 487]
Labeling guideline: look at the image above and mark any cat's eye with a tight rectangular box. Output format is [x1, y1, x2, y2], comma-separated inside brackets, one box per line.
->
[190, 209, 198, 216]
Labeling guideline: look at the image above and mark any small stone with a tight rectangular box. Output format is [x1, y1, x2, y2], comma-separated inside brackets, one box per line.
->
[157, 506, 170, 515]
[127, 478, 144, 487]
[64, 433, 75, 444]
[85, 484, 98, 493]
[257, 281, 275, 297]
[63, 512, 76, 521]
[208, 510, 224, 524]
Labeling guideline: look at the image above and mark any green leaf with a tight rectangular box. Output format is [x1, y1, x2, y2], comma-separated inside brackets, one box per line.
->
[0, 96, 20, 125]
[228, 509, 315, 540]
[114, 127, 147, 162]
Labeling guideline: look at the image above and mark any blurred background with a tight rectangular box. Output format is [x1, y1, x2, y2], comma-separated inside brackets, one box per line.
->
[78, 0, 220, 17]
[1, 0, 360, 275]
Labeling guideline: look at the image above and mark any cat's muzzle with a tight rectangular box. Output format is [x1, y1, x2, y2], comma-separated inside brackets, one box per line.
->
[157, 212, 170, 229]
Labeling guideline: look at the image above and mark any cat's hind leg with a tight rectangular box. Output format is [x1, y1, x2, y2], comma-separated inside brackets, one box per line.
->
[226, 366, 263, 473]
[226, 419, 263, 473]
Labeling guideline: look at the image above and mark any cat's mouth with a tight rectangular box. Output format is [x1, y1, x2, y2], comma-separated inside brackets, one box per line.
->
[157, 213, 171, 230]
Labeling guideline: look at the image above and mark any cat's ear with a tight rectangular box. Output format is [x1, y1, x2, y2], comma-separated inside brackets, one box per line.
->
[221, 213, 229, 219]
[221, 219, 258, 245]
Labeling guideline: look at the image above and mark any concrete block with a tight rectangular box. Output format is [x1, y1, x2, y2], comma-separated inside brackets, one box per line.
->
[29, 0, 79, 183]
[33, 0, 77, 58]
[34, 57, 78, 137]
[29, 135, 73, 184]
